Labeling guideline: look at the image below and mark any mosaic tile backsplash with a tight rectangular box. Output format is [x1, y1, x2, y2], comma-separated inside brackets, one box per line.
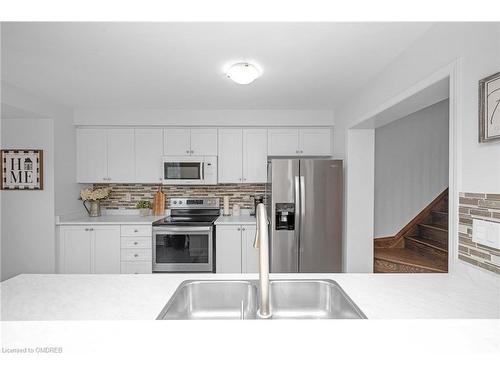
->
[94, 183, 266, 210]
[458, 192, 500, 275]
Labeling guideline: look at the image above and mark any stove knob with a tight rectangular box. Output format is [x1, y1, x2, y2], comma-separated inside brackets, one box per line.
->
[173, 200, 177, 204]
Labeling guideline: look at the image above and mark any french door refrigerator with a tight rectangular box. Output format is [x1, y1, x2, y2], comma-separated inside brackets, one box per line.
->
[267, 159, 343, 273]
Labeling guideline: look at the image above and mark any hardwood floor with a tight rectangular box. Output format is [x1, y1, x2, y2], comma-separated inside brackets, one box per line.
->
[374, 189, 448, 273]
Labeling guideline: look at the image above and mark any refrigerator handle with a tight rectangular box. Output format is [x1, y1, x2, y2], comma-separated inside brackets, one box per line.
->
[294, 176, 300, 257]
[300, 175, 305, 255]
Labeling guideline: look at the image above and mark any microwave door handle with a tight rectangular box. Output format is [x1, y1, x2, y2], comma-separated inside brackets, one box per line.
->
[201, 162, 205, 180]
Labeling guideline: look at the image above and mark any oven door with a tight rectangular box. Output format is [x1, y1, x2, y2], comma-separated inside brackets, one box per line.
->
[162, 158, 205, 185]
[153, 226, 213, 272]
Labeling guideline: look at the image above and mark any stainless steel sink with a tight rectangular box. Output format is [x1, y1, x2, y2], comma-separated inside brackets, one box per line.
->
[157, 279, 366, 320]
[157, 280, 258, 320]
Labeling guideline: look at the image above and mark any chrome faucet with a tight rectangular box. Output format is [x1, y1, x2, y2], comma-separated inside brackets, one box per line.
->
[253, 203, 272, 318]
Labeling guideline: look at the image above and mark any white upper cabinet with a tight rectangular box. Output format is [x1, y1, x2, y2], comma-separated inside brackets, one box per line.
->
[243, 129, 268, 183]
[268, 128, 300, 156]
[107, 129, 135, 183]
[190, 128, 218, 155]
[77, 128, 108, 183]
[163, 128, 218, 156]
[163, 128, 191, 156]
[299, 128, 331, 155]
[218, 129, 243, 183]
[268, 127, 332, 156]
[135, 129, 163, 183]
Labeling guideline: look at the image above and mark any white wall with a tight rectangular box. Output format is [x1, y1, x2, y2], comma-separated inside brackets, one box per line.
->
[1, 82, 82, 216]
[345, 129, 374, 272]
[73, 109, 335, 127]
[339, 23, 500, 272]
[337, 22, 500, 193]
[1, 119, 55, 281]
[374, 100, 449, 238]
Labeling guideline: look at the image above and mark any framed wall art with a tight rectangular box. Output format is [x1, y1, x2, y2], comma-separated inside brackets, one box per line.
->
[0, 149, 44, 190]
[479, 71, 500, 142]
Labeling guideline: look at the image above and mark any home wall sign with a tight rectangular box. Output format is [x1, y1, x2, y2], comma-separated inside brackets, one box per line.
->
[479, 72, 500, 142]
[1, 149, 44, 190]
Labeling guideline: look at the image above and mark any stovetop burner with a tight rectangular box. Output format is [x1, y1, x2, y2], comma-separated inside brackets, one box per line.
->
[152, 197, 220, 227]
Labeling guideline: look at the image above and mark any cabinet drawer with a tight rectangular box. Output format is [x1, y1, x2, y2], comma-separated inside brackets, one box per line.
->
[121, 225, 152, 237]
[120, 236, 152, 249]
[121, 248, 152, 261]
[121, 261, 152, 274]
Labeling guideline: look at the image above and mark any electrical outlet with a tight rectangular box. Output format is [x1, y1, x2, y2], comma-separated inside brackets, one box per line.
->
[472, 219, 500, 249]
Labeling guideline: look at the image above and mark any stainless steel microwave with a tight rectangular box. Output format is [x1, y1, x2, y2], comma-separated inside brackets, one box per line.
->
[162, 156, 217, 185]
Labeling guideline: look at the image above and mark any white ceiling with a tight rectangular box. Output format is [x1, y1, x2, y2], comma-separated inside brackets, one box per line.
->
[1, 22, 433, 110]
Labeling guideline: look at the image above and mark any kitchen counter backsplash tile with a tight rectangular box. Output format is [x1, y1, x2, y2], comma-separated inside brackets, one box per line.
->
[458, 192, 500, 275]
[93, 183, 266, 210]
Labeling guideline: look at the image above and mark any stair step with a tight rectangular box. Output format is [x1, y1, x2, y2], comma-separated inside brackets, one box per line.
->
[431, 211, 449, 227]
[418, 223, 448, 244]
[375, 248, 448, 272]
[405, 236, 448, 253]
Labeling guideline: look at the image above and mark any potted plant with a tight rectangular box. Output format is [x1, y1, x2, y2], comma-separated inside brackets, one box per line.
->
[80, 187, 111, 217]
[136, 200, 152, 216]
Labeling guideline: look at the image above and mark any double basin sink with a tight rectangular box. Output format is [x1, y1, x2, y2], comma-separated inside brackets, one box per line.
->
[157, 279, 366, 320]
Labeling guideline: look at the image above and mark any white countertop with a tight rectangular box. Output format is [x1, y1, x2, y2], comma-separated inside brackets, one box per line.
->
[1, 272, 498, 320]
[215, 215, 256, 225]
[56, 214, 166, 225]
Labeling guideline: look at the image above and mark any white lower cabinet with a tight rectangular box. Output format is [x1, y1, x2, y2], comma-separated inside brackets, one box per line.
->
[120, 224, 152, 274]
[58, 225, 120, 274]
[58, 224, 153, 274]
[216, 224, 258, 273]
[241, 225, 259, 273]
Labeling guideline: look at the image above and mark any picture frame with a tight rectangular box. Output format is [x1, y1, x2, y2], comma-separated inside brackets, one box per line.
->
[0, 149, 44, 190]
[479, 71, 500, 143]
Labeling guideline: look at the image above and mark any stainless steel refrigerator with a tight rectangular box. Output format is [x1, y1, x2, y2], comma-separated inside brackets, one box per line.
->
[267, 159, 343, 273]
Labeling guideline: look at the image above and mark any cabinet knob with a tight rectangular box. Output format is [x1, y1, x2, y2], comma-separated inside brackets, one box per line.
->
[300, 150, 304, 154]
[242, 228, 246, 231]
[134, 241, 138, 245]
[186, 150, 190, 154]
[134, 254, 138, 257]
[190, 150, 194, 154]
[296, 150, 299, 154]
[134, 229, 138, 233]
[237, 228, 241, 231]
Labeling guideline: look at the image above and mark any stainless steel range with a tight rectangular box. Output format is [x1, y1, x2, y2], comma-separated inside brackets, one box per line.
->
[152, 198, 220, 272]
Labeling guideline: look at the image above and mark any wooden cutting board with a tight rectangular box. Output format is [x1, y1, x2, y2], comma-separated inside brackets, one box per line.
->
[152, 187, 165, 216]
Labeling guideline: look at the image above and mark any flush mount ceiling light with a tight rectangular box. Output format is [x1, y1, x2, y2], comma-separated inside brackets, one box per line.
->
[226, 62, 261, 85]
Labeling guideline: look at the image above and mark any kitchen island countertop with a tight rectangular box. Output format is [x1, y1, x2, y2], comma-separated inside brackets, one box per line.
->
[1, 269, 498, 320]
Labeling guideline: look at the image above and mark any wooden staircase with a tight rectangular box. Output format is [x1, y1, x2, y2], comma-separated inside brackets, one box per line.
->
[374, 189, 448, 273]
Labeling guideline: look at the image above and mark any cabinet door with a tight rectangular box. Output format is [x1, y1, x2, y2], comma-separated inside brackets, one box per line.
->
[218, 129, 243, 183]
[107, 129, 135, 182]
[164, 128, 191, 156]
[190, 128, 218, 155]
[77, 128, 108, 183]
[135, 129, 163, 183]
[267, 128, 299, 156]
[216, 226, 242, 273]
[92, 226, 121, 274]
[60, 226, 92, 274]
[243, 129, 268, 183]
[299, 128, 332, 155]
[242, 226, 259, 273]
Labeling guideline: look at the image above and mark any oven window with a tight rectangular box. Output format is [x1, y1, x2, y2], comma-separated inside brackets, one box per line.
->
[164, 162, 201, 180]
[155, 233, 209, 264]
